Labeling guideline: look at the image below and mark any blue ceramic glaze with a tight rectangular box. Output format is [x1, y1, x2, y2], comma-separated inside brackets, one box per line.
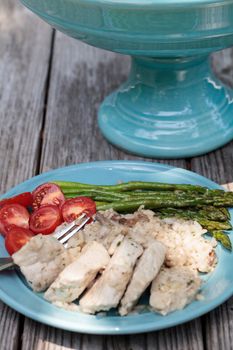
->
[99, 56, 233, 158]
[0, 161, 233, 333]
[20, 0, 233, 158]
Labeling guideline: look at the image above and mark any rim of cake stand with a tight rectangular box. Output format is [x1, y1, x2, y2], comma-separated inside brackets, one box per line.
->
[69, 0, 233, 8]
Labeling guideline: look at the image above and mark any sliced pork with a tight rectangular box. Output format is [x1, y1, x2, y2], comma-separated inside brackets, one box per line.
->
[79, 237, 143, 314]
[44, 241, 110, 303]
[149, 266, 201, 315]
[13, 234, 71, 292]
[119, 241, 166, 316]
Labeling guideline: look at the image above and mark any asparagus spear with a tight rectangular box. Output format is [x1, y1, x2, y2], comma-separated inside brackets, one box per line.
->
[55, 180, 233, 201]
[62, 188, 127, 198]
[159, 210, 232, 231]
[65, 193, 123, 203]
[197, 206, 230, 222]
[65, 192, 197, 204]
[54, 180, 207, 193]
[63, 188, 233, 208]
[219, 207, 231, 220]
[63, 189, 127, 202]
[206, 231, 232, 251]
[96, 197, 233, 212]
[158, 208, 231, 226]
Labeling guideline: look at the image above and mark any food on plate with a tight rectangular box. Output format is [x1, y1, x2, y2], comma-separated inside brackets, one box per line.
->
[149, 216, 217, 273]
[57, 180, 233, 250]
[12, 234, 72, 292]
[79, 237, 143, 314]
[0, 185, 96, 255]
[32, 183, 65, 210]
[0, 204, 30, 236]
[0, 179, 232, 317]
[44, 241, 110, 303]
[54, 180, 208, 193]
[61, 197, 96, 223]
[67, 211, 129, 252]
[149, 266, 201, 315]
[119, 241, 166, 316]
[29, 205, 63, 235]
[5, 227, 35, 255]
[0, 192, 32, 209]
[68, 208, 217, 273]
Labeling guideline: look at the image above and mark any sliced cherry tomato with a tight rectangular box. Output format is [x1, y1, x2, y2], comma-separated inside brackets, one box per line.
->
[0, 220, 5, 236]
[29, 205, 62, 235]
[32, 183, 65, 210]
[5, 227, 35, 255]
[0, 192, 33, 209]
[61, 196, 96, 223]
[0, 204, 30, 236]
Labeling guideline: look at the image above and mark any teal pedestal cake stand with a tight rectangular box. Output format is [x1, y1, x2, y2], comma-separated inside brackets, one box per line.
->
[21, 0, 233, 158]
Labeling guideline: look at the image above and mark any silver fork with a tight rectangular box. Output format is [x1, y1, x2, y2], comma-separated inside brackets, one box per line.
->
[0, 212, 92, 272]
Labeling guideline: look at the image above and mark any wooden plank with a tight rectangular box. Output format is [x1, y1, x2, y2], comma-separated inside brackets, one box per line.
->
[0, 2, 52, 191]
[212, 49, 233, 88]
[0, 1, 52, 350]
[22, 320, 78, 350]
[0, 303, 22, 350]
[147, 321, 203, 350]
[20, 32, 204, 350]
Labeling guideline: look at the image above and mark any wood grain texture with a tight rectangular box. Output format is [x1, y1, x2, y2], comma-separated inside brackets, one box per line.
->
[0, 303, 22, 350]
[0, 3, 232, 347]
[147, 321, 203, 350]
[0, 2, 52, 350]
[19, 31, 204, 350]
[212, 49, 233, 88]
[0, 1, 52, 192]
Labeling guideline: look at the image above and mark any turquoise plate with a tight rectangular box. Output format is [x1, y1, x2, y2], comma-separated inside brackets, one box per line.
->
[0, 161, 233, 334]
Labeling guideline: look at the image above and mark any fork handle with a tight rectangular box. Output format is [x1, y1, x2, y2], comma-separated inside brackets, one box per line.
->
[0, 257, 15, 272]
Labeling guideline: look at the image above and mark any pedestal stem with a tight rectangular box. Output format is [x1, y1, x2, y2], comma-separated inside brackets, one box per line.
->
[98, 55, 233, 159]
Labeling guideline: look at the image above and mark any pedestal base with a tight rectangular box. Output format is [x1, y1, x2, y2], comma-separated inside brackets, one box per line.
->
[98, 56, 233, 159]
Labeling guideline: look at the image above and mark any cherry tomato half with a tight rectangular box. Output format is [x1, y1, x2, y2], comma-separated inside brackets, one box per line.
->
[5, 227, 35, 255]
[61, 197, 96, 223]
[0, 192, 33, 209]
[0, 204, 30, 236]
[32, 183, 65, 210]
[29, 205, 63, 235]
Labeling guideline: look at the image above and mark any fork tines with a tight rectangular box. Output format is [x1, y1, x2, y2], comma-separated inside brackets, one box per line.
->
[53, 213, 91, 245]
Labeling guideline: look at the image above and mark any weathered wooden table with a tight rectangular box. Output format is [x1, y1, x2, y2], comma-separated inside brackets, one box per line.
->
[1, 2, 233, 349]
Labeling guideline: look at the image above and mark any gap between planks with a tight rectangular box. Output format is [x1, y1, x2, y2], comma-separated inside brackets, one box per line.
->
[35, 29, 56, 176]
